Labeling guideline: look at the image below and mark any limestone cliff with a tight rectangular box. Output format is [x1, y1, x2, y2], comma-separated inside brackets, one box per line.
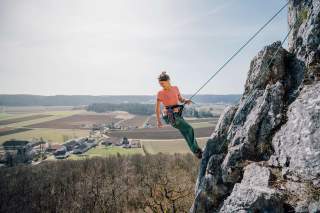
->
[191, 0, 320, 212]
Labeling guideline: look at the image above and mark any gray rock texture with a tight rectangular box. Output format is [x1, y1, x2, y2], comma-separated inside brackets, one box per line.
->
[219, 163, 283, 213]
[269, 82, 320, 184]
[288, 0, 320, 83]
[191, 1, 320, 212]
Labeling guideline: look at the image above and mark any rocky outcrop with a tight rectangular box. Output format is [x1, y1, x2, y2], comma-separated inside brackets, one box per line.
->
[288, 0, 320, 83]
[269, 82, 320, 184]
[191, 0, 320, 212]
[219, 163, 284, 212]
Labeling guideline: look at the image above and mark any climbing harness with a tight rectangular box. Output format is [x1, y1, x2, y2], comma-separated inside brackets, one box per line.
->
[163, 104, 185, 125]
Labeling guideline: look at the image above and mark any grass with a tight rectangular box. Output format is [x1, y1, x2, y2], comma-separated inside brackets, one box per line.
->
[0, 113, 14, 120]
[0, 128, 89, 144]
[141, 137, 208, 154]
[88, 146, 144, 156]
[56, 146, 145, 160]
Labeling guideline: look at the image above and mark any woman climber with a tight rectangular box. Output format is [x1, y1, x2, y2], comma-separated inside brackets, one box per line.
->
[155, 71, 203, 159]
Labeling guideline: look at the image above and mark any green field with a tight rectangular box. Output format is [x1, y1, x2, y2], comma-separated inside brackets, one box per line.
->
[0, 128, 89, 144]
[0, 108, 90, 144]
[0, 113, 14, 120]
[46, 146, 144, 161]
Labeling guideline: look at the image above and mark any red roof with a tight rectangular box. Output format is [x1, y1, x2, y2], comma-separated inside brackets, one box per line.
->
[49, 144, 62, 150]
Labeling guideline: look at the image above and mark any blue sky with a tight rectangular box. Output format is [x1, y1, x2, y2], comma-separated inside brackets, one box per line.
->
[0, 0, 289, 96]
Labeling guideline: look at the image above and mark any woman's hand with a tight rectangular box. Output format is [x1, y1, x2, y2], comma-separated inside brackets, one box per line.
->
[157, 120, 163, 128]
[184, 99, 193, 105]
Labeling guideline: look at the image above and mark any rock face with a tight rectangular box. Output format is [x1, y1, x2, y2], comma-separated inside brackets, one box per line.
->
[269, 82, 320, 184]
[288, 0, 320, 83]
[191, 1, 320, 212]
[219, 163, 283, 213]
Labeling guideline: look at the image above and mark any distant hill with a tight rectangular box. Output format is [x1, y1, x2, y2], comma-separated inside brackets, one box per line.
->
[0, 94, 241, 106]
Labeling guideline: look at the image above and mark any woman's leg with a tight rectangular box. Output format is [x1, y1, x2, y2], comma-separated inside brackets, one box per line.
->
[173, 116, 201, 154]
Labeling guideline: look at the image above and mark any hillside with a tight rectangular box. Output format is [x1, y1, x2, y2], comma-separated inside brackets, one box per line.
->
[191, 1, 320, 212]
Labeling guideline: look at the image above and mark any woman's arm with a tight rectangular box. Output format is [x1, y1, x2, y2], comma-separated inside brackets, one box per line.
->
[178, 93, 186, 103]
[155, 99, 163, 128]
[177, 87, 192, 105]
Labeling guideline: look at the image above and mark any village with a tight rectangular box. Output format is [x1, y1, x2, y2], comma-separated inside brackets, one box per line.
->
[0, 124, 142, 167]
[0, 105, 221, 167]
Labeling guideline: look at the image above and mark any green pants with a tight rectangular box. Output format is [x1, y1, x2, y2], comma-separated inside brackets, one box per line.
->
[162, 112, 200, 154]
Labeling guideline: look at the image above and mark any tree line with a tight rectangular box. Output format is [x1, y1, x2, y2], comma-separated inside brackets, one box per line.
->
[0, 94, 240, 106]
[87, 103, 156, 115]
[87, 102, 215, 117]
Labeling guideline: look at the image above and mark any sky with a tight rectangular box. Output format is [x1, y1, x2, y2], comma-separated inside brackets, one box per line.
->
[0, 0, 289, 96]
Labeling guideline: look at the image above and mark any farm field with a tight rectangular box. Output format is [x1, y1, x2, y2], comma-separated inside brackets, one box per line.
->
[141, 138, 209, 154]
[0, 128, 89, 144]
[106, 126, 215, 139]
[0, 110, 85, 129]
[0, 108, 153, 144]
[46, 146, 144, 161]
[116, 115, 149, 129]
[0, 105, 225, 156]
[0, 114, 53, 125]
[0, 127, 32, 137]
[26, 114, 122, 129]
[0, 106, 76, 115]
[0, 112, 15, 120]
[145, 115, 220, 127]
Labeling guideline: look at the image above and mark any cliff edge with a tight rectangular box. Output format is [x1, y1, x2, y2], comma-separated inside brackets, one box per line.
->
[191, 1, 320, 212]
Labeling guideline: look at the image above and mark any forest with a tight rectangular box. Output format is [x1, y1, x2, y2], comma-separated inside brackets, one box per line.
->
[0, 153, 199, 213]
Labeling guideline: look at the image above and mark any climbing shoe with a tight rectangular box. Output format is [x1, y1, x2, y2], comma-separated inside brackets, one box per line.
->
[194, 148, 203, 159]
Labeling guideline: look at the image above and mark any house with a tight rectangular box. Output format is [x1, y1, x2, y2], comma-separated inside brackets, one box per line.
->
[62, 137, 87, 151]
[2, 140, 31, 150]
[70, 137, 97, 154]
[121, 139, 141, 148]
[102, 141, 113, 146]
[73, 143, 90, 154]
[122, 137, 129, 145]
[2, 139, 35, 165]
[54, 146, 69, 159]
[130, 139, 141, 148]
[101, 137, 121, 146]
[31, 141, 49, 151]
[46, 144, 63, 153]
[86, 138, 97, 148]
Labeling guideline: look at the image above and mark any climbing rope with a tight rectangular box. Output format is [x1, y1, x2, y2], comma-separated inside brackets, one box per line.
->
[214, 15, 295, 154]
[186, 1, 290, 103]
